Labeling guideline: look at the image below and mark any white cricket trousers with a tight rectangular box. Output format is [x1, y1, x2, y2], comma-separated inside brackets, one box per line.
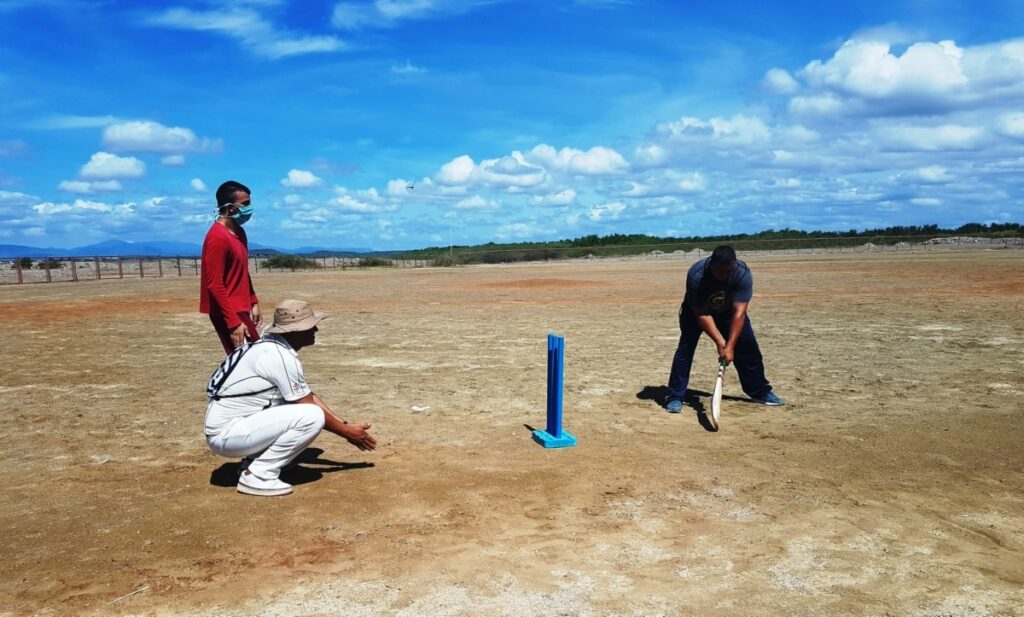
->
[206, 403, 325, 480]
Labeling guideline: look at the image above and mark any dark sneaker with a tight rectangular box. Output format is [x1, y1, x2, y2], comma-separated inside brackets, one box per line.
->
[237, 471, 293, 497]
[751, 391, 784, 406]
[666, 399, 683, 413]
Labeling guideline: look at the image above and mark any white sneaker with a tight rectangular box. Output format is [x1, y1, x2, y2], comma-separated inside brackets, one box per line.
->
[237, 471, 293, 497]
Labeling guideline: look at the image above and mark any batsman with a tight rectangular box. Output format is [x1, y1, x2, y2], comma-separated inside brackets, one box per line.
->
[665, 245, 784, 413]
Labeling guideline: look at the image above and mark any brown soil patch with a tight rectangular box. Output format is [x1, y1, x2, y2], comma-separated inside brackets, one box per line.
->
[1, 251, 1022, 616]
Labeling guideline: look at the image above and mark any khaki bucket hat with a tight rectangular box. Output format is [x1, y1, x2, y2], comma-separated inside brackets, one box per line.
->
[264, 299, 325, 334]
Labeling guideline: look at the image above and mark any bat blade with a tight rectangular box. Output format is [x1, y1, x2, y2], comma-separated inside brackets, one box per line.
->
[710, 361, 725, 429]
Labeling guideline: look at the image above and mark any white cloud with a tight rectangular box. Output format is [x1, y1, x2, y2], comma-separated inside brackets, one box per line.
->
[281, 169, 324, 188]
[998, 112, 1024, 138]
[79, 152, 145, 179]
[191, 178, 207, 192]
[332, 0, 489, 30]
[496, 222, 545, 239]
[654, 114, 771, 146]
[588, 201, 626, 221]
[146, 7, 346, 59]
[436, 152, 546, 187]
[912, 166, 951, 183]
[621, 171, 706, 197]
[876, 124, 985, 151]
[162, 155, 186, 166]
[438, 155, 475, 184]
[386, 178, 417, 196]
[0, 190, 38, 206]
[763, 68, 798, 95]
[910, 197, 942, 206]
[33, 199, 133, 216]
[103, 121, 220, 154]
[31, 114, 123, 130]
[802, 40, 968, 100]
[789, 37, 1024, 118]
[528, 144, 628, 175]
[58, 179, 123, 194]
[392, 60, 426, 75]
[455, 195, 500, 209]
[531, 189, 576, 206]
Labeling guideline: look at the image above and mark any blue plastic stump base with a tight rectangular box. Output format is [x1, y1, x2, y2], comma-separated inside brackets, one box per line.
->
[532, 429, 577, 449]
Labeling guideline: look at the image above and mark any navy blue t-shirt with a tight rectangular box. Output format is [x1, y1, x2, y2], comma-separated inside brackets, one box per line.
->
[683, 257, 753, 315]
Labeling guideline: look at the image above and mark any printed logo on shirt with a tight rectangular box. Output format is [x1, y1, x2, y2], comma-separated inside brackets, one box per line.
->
[708, 291, 727, 311]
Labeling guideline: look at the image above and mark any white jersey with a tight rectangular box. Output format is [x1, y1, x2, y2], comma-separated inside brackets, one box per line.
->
[204, 334, 312, 436]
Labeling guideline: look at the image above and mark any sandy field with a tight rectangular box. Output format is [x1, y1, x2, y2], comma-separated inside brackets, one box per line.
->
[1, 250, 1022, 616]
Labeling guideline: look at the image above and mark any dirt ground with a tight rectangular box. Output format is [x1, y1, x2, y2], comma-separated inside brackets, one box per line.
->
[1, 251, 1022, 617]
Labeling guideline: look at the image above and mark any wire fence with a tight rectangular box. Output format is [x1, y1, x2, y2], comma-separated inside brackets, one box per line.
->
[1, 234, 1021, 285]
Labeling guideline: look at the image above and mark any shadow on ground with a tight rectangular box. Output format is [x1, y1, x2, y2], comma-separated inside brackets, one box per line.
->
[209, 447, 375, 488]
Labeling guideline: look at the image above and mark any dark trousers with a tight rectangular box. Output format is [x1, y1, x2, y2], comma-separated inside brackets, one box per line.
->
[209, 305, 259, 355]
[667, 306, 771, 402]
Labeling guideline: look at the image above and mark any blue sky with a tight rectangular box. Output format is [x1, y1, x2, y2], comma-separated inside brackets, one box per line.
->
[1, 0, 1023, 251]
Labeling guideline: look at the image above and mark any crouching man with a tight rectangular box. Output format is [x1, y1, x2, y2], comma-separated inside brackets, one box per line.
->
[204, 299, 376, 496]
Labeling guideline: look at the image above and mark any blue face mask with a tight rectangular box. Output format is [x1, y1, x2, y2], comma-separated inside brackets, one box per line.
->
[230, 204, 254, 225]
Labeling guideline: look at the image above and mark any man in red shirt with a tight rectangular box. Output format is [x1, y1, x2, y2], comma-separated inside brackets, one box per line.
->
[200, 180, 262, 354]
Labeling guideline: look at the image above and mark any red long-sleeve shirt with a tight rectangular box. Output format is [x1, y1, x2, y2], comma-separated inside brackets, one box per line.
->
[199, 223, 258, 329]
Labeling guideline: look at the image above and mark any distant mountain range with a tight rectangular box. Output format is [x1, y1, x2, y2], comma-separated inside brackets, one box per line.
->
[0, 240, 374, 258]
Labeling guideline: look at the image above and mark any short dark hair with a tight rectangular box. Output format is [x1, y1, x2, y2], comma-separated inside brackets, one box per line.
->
[216, 180, 251, 208]
[710, 245, 737, 266]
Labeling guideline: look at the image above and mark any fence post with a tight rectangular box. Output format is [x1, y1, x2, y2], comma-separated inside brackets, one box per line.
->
[176, 257, 181, 276]
[95, 256, 101, 280]
[253, 256, 258, 274]
[138, 257, 144, 278]
[117, 257, 123, 279]
[157, 258, 163, 277]
[15, 259, 22, 284]
[193, 257, 198, 275]
[45, 257, 52, 283]
[71, 256, 78, 282]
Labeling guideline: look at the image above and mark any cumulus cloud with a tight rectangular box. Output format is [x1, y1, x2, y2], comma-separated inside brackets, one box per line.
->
[103, 121, 220, 154]
[620, 171, 706, 197]
[162, 155, 186, 166]
[58, 180, 123, 194]
[789, 37, 1024, 118]
[79, 152, 145, 179]
[0, 190, 38, 206]
[763, 68, 799, 95]
[281, 169, 324, 188]
[527, 144, 628, 175]
[531, 189, 577, 206]
[803, 40, 968, 100]
[437, 152, 546, 187]
[587, 201, 626, 221]
[146, 7, 346, 59]
[33, 199, 133, 216]
[455, 195, 500, 209]
[191, 178, 207, 192]
[875, 124, 985, 151]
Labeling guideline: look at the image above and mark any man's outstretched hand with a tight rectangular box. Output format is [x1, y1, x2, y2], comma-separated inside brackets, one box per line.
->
[341, 423, 377, 451]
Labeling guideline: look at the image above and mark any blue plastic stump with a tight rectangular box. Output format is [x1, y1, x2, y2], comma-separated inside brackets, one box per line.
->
[532, 333, 577, 448]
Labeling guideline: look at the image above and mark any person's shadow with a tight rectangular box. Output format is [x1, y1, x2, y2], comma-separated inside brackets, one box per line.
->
[209, 447, 374, 488]
[638, 385, 747, 432]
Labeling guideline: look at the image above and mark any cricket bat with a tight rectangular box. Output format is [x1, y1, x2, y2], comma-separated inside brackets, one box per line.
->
[710, 359, 726, 429]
